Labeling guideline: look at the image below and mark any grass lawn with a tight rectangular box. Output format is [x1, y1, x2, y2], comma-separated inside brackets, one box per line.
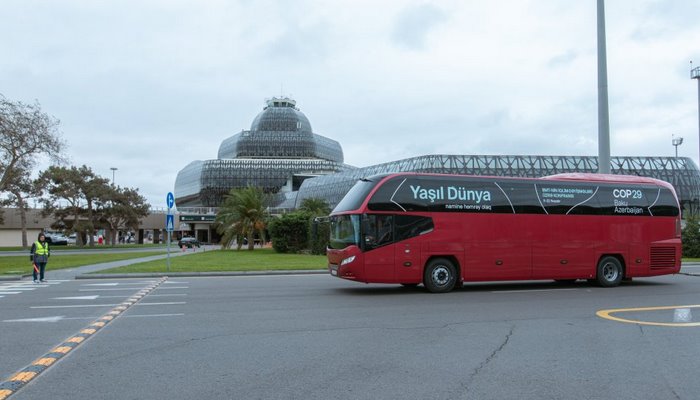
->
[0, 252, 166, 275]
[0, 244, 167, 252]
[97, 248, 327, 274]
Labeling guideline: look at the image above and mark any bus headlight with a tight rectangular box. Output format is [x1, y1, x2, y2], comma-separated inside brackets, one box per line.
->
[340, 256, 356, 266]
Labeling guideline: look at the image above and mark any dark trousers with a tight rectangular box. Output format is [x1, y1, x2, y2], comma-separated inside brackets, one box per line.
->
[33, 262, 47, 281]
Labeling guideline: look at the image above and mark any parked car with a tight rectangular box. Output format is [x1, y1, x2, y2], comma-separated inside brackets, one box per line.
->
[67, 233, 77, 245]
[178, 237, 200, 248]
[45, 233, 68, 246]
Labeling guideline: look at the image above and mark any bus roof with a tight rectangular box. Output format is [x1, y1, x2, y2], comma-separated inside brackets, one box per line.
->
[364, 172, 674, 190]
[541, 173, 675, 191]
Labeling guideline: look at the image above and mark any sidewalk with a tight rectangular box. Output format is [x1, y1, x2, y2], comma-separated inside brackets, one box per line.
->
[0, 249, 195, 281]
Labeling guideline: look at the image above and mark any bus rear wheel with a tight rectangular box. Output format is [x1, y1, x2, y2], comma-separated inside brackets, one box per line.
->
[424, 258, 457, 293]
[596, 256, 624, 287]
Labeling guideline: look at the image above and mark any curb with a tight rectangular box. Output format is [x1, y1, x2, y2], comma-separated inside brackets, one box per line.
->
[0, 276, 21, 281]
[76, 270, 327, 279]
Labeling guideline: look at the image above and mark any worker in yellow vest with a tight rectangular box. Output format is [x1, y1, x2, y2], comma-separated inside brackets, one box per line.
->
[30, 232, 50, 283]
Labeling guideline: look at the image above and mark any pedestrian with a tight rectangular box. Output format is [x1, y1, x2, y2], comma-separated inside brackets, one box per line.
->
[30, 232, 50, 283]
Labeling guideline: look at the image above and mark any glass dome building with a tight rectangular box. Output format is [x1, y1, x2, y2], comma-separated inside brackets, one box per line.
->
[175, 96, 700, 214]
[174, 97, 354, 207]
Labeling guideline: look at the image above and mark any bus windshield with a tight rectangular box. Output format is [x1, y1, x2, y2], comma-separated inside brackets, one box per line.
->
[332, 178, 383, 213]
[329, 215, 361, 250]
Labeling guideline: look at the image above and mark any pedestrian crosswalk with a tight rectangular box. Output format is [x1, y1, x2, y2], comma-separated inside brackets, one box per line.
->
[0, 280, 67, 299]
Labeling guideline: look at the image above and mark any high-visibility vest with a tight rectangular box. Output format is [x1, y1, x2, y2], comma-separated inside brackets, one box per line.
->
[34, 241, 49, 256]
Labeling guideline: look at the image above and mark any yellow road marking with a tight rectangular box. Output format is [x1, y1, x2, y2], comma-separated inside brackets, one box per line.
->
[0, 389, 13, 400]
[66, 337, 84, 344]
[81, 329, 96, 335]
[33, 357, 56, 367]
[101, 316, 113, 321]
[91, 321, 106, 327]
[11, 371, 36, 382]
[52, 346, 72, 354]
[597, 304, 700, 327]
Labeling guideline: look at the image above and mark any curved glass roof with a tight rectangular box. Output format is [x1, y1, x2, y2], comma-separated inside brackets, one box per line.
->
[217, 97, 343, 163]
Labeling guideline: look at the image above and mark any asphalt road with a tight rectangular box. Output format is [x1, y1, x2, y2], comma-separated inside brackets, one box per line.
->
[1, 273, 700, 400]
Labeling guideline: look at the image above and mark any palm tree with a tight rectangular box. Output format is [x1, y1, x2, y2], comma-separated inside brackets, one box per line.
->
[298, 198, 330, 216]
[216, 186, 268, 250]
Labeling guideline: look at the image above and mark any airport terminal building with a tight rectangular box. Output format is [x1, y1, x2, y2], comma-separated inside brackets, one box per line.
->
[174, 97, 700, 218]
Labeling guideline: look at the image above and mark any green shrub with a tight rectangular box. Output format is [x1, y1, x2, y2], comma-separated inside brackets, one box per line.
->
[682, 215, 700, 258]
[308, 218, 330, 255]
[268, 211, 311, 253]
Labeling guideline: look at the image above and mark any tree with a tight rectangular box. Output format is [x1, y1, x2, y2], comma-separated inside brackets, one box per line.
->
[37, 165, 145, 246]
[298, 198, 331, 255]
[216, 186, 268, 251]
[0, 95, 64, 193]
[3, 166, 36, 247]
[102, 187, 150, 245]
[298, 198, 330, 215]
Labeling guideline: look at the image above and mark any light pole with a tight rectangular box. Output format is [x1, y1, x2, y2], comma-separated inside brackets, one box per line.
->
[692, 62, 700, 164]
[597, 0, 611, 174]
[110, 167, 118, 186]
[672, 136, 683, 158]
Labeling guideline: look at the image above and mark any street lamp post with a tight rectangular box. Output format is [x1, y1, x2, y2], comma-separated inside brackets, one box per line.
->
[672, 136, 683, 158]
[692, 62, 700, 164]
[110, 167, 118, 186]
[597, 0, 611, 174]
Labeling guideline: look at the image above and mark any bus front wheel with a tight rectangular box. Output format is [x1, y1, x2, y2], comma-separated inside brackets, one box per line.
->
[596, 256, 624, 287]
[424, 258, 457, 293]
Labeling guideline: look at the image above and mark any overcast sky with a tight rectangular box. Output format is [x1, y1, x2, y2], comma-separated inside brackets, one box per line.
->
[2, 0, 699, 208]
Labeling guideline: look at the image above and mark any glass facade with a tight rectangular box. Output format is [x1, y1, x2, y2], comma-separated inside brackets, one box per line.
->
[174, 97, 352, 207]
[174, 96, 700, 213]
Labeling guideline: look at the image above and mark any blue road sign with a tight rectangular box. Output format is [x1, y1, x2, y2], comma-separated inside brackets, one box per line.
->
[166, 192, 175, 209]
[166, 214, 174, 232]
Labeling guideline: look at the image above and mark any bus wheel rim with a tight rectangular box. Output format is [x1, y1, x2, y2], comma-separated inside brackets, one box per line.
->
[603, 263, 618, 281]
[432, 266, 450, 286]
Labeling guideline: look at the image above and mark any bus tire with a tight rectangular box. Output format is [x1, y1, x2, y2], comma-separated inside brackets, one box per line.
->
[596, 256, 624, 287]
[424, 258, 457, 293]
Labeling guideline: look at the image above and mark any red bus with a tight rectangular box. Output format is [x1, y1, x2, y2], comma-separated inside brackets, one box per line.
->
[327, 173, 682, 293]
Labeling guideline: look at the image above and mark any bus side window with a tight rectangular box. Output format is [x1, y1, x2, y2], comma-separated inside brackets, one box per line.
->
[395, 215, 434, 241]
[363, 214, 394, 249]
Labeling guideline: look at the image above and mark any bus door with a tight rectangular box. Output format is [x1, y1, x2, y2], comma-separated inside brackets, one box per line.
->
[393, 215, 434, 283]
[362, 214, 395, 282]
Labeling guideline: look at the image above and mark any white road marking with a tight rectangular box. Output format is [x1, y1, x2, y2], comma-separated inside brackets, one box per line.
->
[81, 283, 120, 286]
[79, 286, 188, 292]
[31, 304, 119, 309]
[4, 316, 66, 323]
[124, 313, 185, 318]
[0, 292, 22, 295]
[53, 295, 100, 300]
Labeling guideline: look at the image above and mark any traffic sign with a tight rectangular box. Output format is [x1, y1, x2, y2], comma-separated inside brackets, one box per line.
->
[166, 214, 174, 232]
[166, 192, 175, 209]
